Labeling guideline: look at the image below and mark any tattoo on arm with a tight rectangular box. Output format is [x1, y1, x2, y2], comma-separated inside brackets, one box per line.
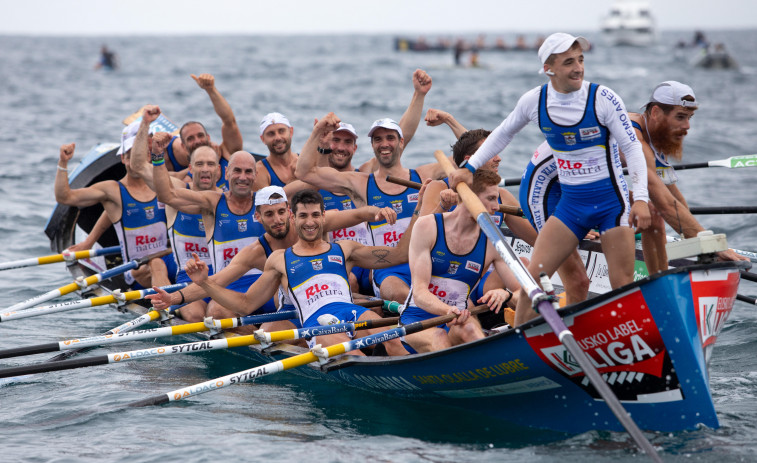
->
[372, 249, 391, 264]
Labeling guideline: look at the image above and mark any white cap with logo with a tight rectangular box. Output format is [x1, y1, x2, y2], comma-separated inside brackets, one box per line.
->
[259, 112, 292, 136]
[537, 32, 590, 73]
[333, 122, 358, 139]
[644, 81, 698, 109]
[254, 185, 288, 207]
[367, 118, 403, 138]
[118, 120, 156, 155]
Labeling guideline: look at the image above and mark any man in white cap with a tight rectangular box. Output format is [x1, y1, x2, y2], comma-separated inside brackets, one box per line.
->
[629, 81, 748, 273]
[148, 186, 404, 331]
[295, 70, 447, 303]
[448, 32, 652, 326]
[54, 119, 176, 289]
[254, 112, 300, 189]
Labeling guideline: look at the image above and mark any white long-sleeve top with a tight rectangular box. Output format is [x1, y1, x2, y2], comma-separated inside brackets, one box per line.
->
[468, 80, 649, 202]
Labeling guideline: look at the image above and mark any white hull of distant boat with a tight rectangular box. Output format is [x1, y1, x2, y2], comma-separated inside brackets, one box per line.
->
[601, 0, 657, 47]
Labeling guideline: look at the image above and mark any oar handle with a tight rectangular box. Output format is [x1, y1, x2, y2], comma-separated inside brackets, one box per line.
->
[741, 270, 757, 283]
[387, 170, 524, 217]
[432, 152, 488, 217]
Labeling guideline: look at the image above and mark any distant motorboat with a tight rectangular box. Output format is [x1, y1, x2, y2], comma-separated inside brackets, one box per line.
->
[692, 44, 739, 70]
[600, 0, 657, 47]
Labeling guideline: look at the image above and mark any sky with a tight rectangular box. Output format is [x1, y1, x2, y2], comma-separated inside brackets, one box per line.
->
[1, 0, 755, 35]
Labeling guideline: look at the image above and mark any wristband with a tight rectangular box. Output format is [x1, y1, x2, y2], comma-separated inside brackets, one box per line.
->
[177, 290, 185, 305]
[57, 165, 68, 172]
[152, 158, 166, 167]
[439, 201, 451, 212]
[317, 146, 333, 155]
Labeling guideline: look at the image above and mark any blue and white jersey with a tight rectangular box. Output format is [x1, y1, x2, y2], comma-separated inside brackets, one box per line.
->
[519, 141, 561, 232]
[261, 158, 286, 187]
[165, 136, 184, 172]
[408, 214, 487, 310]
[284, 243, 352, 324]
[210, 193, 265, 275]
[114, 182, 169, 261]
[320, 185, 372, 246]
[170, 209, 213, 272]
[366, 170, 421, 247]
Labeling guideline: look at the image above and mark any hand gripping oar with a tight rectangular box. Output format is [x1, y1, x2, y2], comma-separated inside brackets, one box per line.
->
[0, 283, 186, 322]
[128, 304, 490, 408]
[434, 151, 662, 463]
[0, 315, 404, 379]
[385, 175, 524, 217]
[689, 206, 757, 215]
[1, 249, 171, 313]
[497, 154, 757, 188]
[0, 246, 121, 271]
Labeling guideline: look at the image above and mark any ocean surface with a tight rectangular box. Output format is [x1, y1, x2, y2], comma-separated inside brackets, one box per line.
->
[1, 30, 756, 462]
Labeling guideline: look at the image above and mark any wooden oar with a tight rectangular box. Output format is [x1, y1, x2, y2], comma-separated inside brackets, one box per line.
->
[0, 283, 186, 322]
[434, 151, 662, 463]
[497, 154, 757, 187]
[689, 206, 757, 215]
[0, 316, 403, 379]
[0, 246, 121, 271]
[0, 310, 300, 360]
[1, 249, 171, 313]
[385, 175, 524, 217]
[128, 304, 490, 408]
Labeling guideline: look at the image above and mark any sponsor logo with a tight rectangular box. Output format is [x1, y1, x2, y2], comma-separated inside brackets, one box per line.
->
[407, 193, 419, 203]
[328, 255, 343, 265]
[145, 207, 155, 220]
[579, 126, 601, 140]
[465, 261, 481, 273]
[391, 202, 403, 214]
[198, 220, 205, 232]
[135, 235, 158, 245]
[331, 228, 356, 240]
[382, 230, 403, 245]
[562, 132, 577, 145]
[311, 259, 323, 271]
[237, 220, 247, 232]
[223, 247, 238, 261]
[184, 242, 209, 254]
[447, 262, 459, 274]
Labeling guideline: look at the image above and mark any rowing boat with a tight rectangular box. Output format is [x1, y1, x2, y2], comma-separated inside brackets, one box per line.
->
[43, 142, 751, 434]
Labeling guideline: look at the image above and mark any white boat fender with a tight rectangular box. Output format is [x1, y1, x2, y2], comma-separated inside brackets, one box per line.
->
[665, 230, 728, 262]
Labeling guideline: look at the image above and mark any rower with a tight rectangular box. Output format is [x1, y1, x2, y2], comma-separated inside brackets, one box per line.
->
[448, 32, 652, 326]
[253, 112, 299, 188]
[170, 73, 244, 187]
[402, 170, 519, 353]
[181, 189, 424, 356]
[147, 186, 404, 334]
[54, 124, 177, 289]
[629, 81, 748, 272]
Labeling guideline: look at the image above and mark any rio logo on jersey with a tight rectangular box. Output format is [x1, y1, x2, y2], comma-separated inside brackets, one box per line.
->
[185, 242, 209, 254]
[305, 283, 329, 298]
[332, 228, 356, 239]
[223, 248, 238, 261]
[135, 235, 157, 245]
[383, 230, 403, 246]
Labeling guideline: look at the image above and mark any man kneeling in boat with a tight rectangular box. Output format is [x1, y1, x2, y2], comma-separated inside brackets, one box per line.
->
[182, 188, 425, 356]
[402, 170, 518, 353]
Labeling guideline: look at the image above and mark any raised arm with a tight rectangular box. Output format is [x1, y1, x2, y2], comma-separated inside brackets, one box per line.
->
[325, 205, 396, 232]
[424, 108, 467, 139]
[55, 143, 112, 207]
[295, 113, 366, 204]
[398, 69, 432, 145]
[130, 105, 161, 186]
[192, 73, 243, 157]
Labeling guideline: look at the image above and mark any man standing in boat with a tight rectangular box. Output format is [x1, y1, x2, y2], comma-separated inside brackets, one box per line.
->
[183, 188, 424, 356]
[129, 106, 222, 322]
[295, 71, 448, 304]
[54, 132, 177, 289]
[402, 169, 518, 353]
[448, 32, 651, 326]
[629, 81, 748, 273]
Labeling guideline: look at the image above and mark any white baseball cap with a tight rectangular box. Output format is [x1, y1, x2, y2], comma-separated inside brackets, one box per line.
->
[333, 122, 358, 139]
[367, 118, 403, 138]
[118, 120, 156, 155]
[644, 81, 698, 109]
[259, 112, 291, 136]
[254, 185, 288, 207]
[537, 32, 590, 73]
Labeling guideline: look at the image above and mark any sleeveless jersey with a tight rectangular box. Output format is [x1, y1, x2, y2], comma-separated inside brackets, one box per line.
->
[113, 182, 169, 261]
[366, 170, 421, 247]
[633, 119, 678, 185]
[261, 158, 286, 187]
[538, 82, 625, 189]
[210, 193, 265, 275]
[165, 136, 184, 172]
[408, 214, 487, 310]
[284, 243, 352, 324]
[321, 181, 371, 245]
[170, 209, 212, 271]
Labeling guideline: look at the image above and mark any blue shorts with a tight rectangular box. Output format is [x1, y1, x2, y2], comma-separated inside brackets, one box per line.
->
[226, 273, 277, 314]
[351, 266, 374, 296]
[552, 178, 630, 241]
[129, 254, 178, 290]
[399, 305, 449, 332]
[372, 263, 411, 292]
[302, 302, 369, 328]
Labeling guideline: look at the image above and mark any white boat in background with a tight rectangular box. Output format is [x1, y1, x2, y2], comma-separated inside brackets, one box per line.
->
[600, 0, 657, 47]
